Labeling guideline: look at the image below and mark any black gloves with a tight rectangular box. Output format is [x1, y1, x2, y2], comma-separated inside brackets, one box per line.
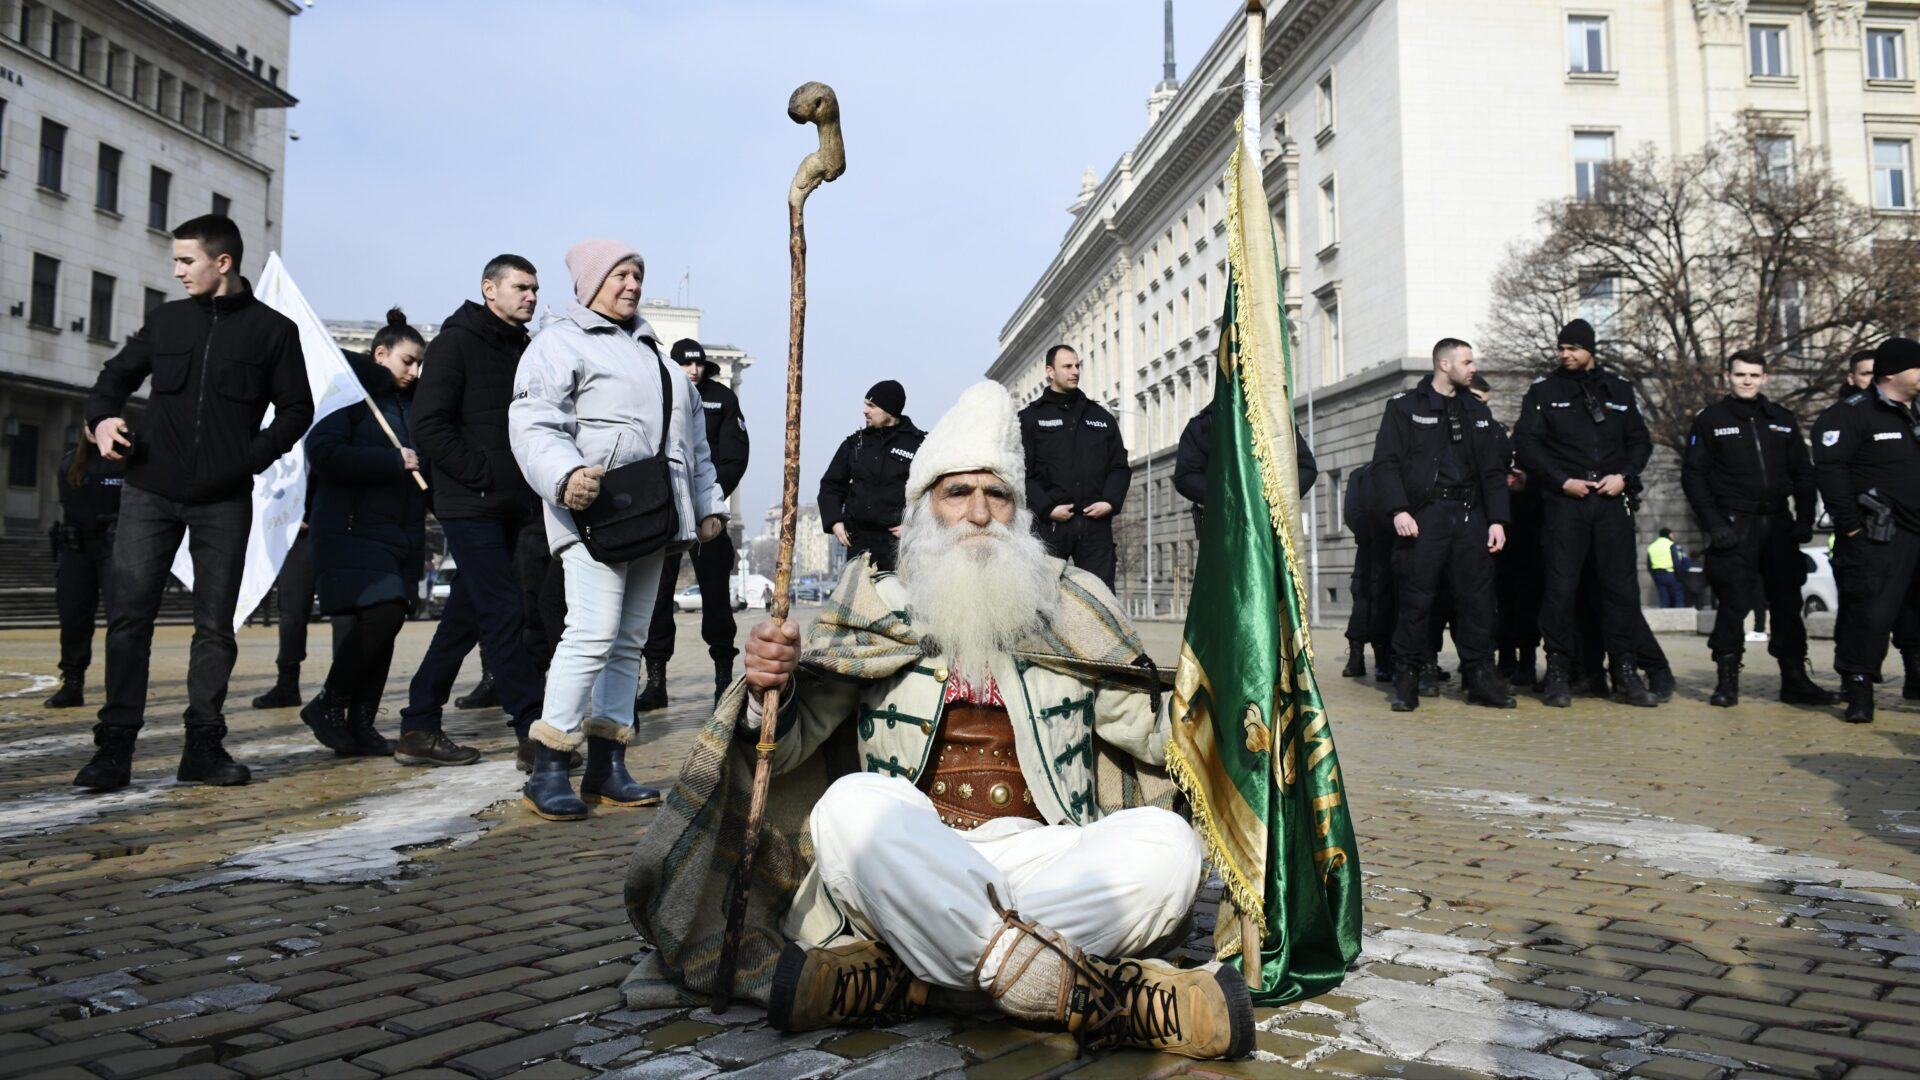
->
[1709, 524, 1740, 550]
[1793, 520, 1814, 545]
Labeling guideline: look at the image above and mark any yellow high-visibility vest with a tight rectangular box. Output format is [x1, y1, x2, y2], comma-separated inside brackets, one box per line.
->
[1647, 536, 1676, 572]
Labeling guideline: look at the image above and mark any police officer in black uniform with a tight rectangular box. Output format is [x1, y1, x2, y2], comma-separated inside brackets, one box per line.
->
[1371, 339, 1514, 711]
[1172, 402, 1318, 526]
[819, 380, 925, 572]
[1019, 345, 1131, 590]
[1681, 349, 1837, 708]
[637, 339, 751, 710]
[45, 436, 125, 707]
[1811, 336, 1920, 723]
[1514, 318, 1660, 708]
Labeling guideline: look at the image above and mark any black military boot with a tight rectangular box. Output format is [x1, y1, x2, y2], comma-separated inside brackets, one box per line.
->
[454, 669, 498, 711]
[1465, 665, 1516, 709]
[1342, 646, 1366, 678]
[1388, 667, 1419, 713]
[251, 663, 302, 709]
[1904, 651, 1920, 702]
[1373, 648, 1392, 683]
[580, 736, 661, 806]
[44, 674, 84, 709]
[1612, 659, 1659, 708]
[300, 688, 353, 753]
[73, 725, 138, 791]
[635, 658, 669, 712]
[1541, 655, 1572, 709]
[1645, 663, 1676, 703]
[1493, 648, 1515, 682]
[1709, 653, 1741, 708]
[1779, 659, 1841, 706]
[1842, 673, 1875, 723]
[344, 700, 394, 757]
[1419, 663, 1446, 697]
[1511, 646, 1538, 691]
[177, 725, 250, 786]
[522, 743, 587, 821]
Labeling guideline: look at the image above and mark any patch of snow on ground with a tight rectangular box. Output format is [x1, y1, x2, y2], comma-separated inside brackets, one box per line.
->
[0, 672, 61, 700]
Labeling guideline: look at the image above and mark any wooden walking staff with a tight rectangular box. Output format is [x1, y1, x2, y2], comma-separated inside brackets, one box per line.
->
[361, 399, 428, 491]
[712, 80, 846, 1014]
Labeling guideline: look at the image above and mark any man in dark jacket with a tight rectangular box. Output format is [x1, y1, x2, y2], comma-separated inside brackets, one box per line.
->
[1812, 336, 1920, 723]
[1682, 350, 1836, 708]
[75, 215, 313, 792]
[1513, 318, 1659, 708]
[1018, 346, 1131, 589]
[1171, 402, 1318, 514]
[1371, 339, 1514, 711]
[44, 441, 124, 708]
[818, 380, 925, 571]
[638, 339, 750, 709]
[396, 254, 547, 768]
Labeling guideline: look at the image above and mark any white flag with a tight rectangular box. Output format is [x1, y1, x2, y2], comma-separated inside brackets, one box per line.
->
[171, 253, 366, 630]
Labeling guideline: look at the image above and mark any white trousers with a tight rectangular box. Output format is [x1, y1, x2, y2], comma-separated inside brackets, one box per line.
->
[809, 773, 1205, 990]
[540, 544, 664, 737]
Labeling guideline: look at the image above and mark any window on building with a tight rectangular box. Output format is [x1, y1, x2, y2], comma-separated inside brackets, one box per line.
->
[1771, 273, 1806, 336]
[143, 287, 166, 314]
[1567, 15, 1609, 73]
[95, 143, 120, 212]
[1318, 177, 1338, 248]
[106, 46, 125, 92]
[211, 192, 230, 217]
[30, 253, 59, 328]
[1315, 71, 1335, 134]
[37, 117, 65, 191]
[133, 58, 152, 106]
[1756, 134, 1794, 185]
[8, 423, 40, 489]
[1874, 137, 1912, 209]
[1179, 289, 1190, 336]
[1868, 28, 1907, 81]
[1573, 131, 1614, 200]
[1319, 301, 1342, 377]
[47, 14, 67, 66]
[16, 3, 39, 47]
[148, 166, 171, 229]
[0, 99, 8, 171]
[1750, 23, 1789, 78]
[1577, 274, 1620, 330]
[88, 272, 115, 342]
[79, 30, 100, 80]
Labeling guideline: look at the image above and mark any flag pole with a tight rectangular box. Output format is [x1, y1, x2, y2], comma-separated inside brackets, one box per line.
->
[1238, 0, 1267, 991]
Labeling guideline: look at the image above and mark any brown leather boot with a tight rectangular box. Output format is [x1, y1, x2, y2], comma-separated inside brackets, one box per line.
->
[768, 939, 931, 1033]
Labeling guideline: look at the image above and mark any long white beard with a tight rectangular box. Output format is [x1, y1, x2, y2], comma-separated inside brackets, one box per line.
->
[896, 498, 1059, 684]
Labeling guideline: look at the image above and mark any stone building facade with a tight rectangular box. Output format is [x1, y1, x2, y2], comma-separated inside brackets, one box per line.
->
[991, 0, 1920, 622]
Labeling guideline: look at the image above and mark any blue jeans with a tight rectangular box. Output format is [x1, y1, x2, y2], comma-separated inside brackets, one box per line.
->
[99, 485, 252, 732]
[1651, 569, 1685, 608]
[401, 516, 543, 734]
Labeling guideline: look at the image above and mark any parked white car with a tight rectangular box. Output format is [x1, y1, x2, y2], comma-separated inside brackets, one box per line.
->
[1801, 544, 1837, 618]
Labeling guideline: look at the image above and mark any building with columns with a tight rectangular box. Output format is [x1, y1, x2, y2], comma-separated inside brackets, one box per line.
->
[991, 0, 1920, 621]
[0, 0, 299, 538]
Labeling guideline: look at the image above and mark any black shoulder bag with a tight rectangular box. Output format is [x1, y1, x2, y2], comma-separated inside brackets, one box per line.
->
[572, 359, 681, 564]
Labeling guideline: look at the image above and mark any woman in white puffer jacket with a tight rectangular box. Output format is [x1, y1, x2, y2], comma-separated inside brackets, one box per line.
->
[509, 238, 726, 820]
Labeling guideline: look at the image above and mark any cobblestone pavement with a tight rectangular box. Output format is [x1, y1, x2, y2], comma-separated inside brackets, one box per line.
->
[0, 614, 1915, 1079]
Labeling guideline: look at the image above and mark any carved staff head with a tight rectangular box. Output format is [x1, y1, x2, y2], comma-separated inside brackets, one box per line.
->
[787, 81, 846, 210]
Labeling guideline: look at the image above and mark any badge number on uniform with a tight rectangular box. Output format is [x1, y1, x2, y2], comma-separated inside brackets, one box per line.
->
[1822, 430, 1840, 446]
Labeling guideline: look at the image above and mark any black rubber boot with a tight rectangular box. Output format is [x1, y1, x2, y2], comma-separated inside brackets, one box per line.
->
[1541, 655, 1572, 709]
[1646, 664, 1676, 703]
[1613, 659, 1659, 708]
[44, 675, 84, 709]
[1511, 647, 1538, 690]
[73, 725, 137, 791]
[1388, 667, 1419, 713]
[1842, 673, 1875, 724]
[1464, 665, 1516, 709]
[301, 688, 353, 753]
[1904, 651, 1920, 702]
[251, 664, 302, 709]
[1778, 659, 1841, 706]
[580, 736, 661, 806]
[1341, 646, 1366, 679]
[454, 670, 498, 711]
[1709, 654, 1741, 708]
[522, 743, 588, 820]
[345, 700, 394, 758]
[176, 725, 251, 786]
[635, 658, 669, 713]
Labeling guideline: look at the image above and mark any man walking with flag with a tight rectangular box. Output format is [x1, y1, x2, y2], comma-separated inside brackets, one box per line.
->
[74, 215, 313, 791]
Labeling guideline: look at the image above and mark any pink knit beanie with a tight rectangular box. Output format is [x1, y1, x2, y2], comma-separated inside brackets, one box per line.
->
[565, 238, 644, 306]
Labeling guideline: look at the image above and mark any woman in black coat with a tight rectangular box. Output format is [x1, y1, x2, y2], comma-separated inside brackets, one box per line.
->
[302, 308, 436, 757]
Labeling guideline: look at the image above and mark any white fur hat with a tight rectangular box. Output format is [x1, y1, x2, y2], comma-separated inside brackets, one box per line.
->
[905, 381, 1026, 506]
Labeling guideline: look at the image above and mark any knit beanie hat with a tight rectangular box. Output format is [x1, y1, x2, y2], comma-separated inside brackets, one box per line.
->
[905, 381, 1025, 507]
[1557, 318, 1597, 353]
[865, 380, 907, 419]
[1875, 336, 1920, 378]
[565, 238, 644, 306]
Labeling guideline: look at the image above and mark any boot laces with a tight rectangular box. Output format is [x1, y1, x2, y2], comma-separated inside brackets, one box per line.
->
[828, 950, 916, 1025]
[1085, 959, 1183, 1049]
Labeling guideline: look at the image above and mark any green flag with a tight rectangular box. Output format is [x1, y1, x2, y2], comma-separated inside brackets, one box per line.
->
[1167, 137, 1364, 1005]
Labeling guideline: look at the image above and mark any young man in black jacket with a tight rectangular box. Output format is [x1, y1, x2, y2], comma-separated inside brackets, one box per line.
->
[75, 215, 314, 791]
[818, 380, 924, 571]
[394, 254, 545, 768]
[1018, 346, 1131, 589]
[637, 339, 750, 709]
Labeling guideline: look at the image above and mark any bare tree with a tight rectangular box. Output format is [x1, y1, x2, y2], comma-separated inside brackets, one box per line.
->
[1482, 117, 1920, 452]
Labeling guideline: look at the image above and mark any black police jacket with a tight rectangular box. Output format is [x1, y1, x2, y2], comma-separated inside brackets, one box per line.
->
[1680, 395, 1814, 529]
[1811, 387, 1920, 536]
[56, 449, 124, 531]
[1171, 402, 1317, 505]
[1018, 388, 1131, 516]
[85, 284, 313, 504]
[1370, 382, 1510, 524]
[410, 300, 536, 521]
[695, 378, 749, 498]
[1344, 464, 1382, 538]
[818, 418, 926, 531]
[306, 352, 427, 616]
[1513, 366, 1652, 495]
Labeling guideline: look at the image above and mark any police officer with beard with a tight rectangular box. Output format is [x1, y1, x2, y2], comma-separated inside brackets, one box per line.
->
[1019, 345, 1131, 590]
[1682, 349, 1837, 708]
[819, 380, 925, 572]
[1514, 318, 1660, 708]
[1812, 336, 1920, 723]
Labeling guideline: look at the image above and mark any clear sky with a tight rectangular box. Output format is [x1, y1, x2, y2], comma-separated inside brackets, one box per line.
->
[283, 1, 1229, 529]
